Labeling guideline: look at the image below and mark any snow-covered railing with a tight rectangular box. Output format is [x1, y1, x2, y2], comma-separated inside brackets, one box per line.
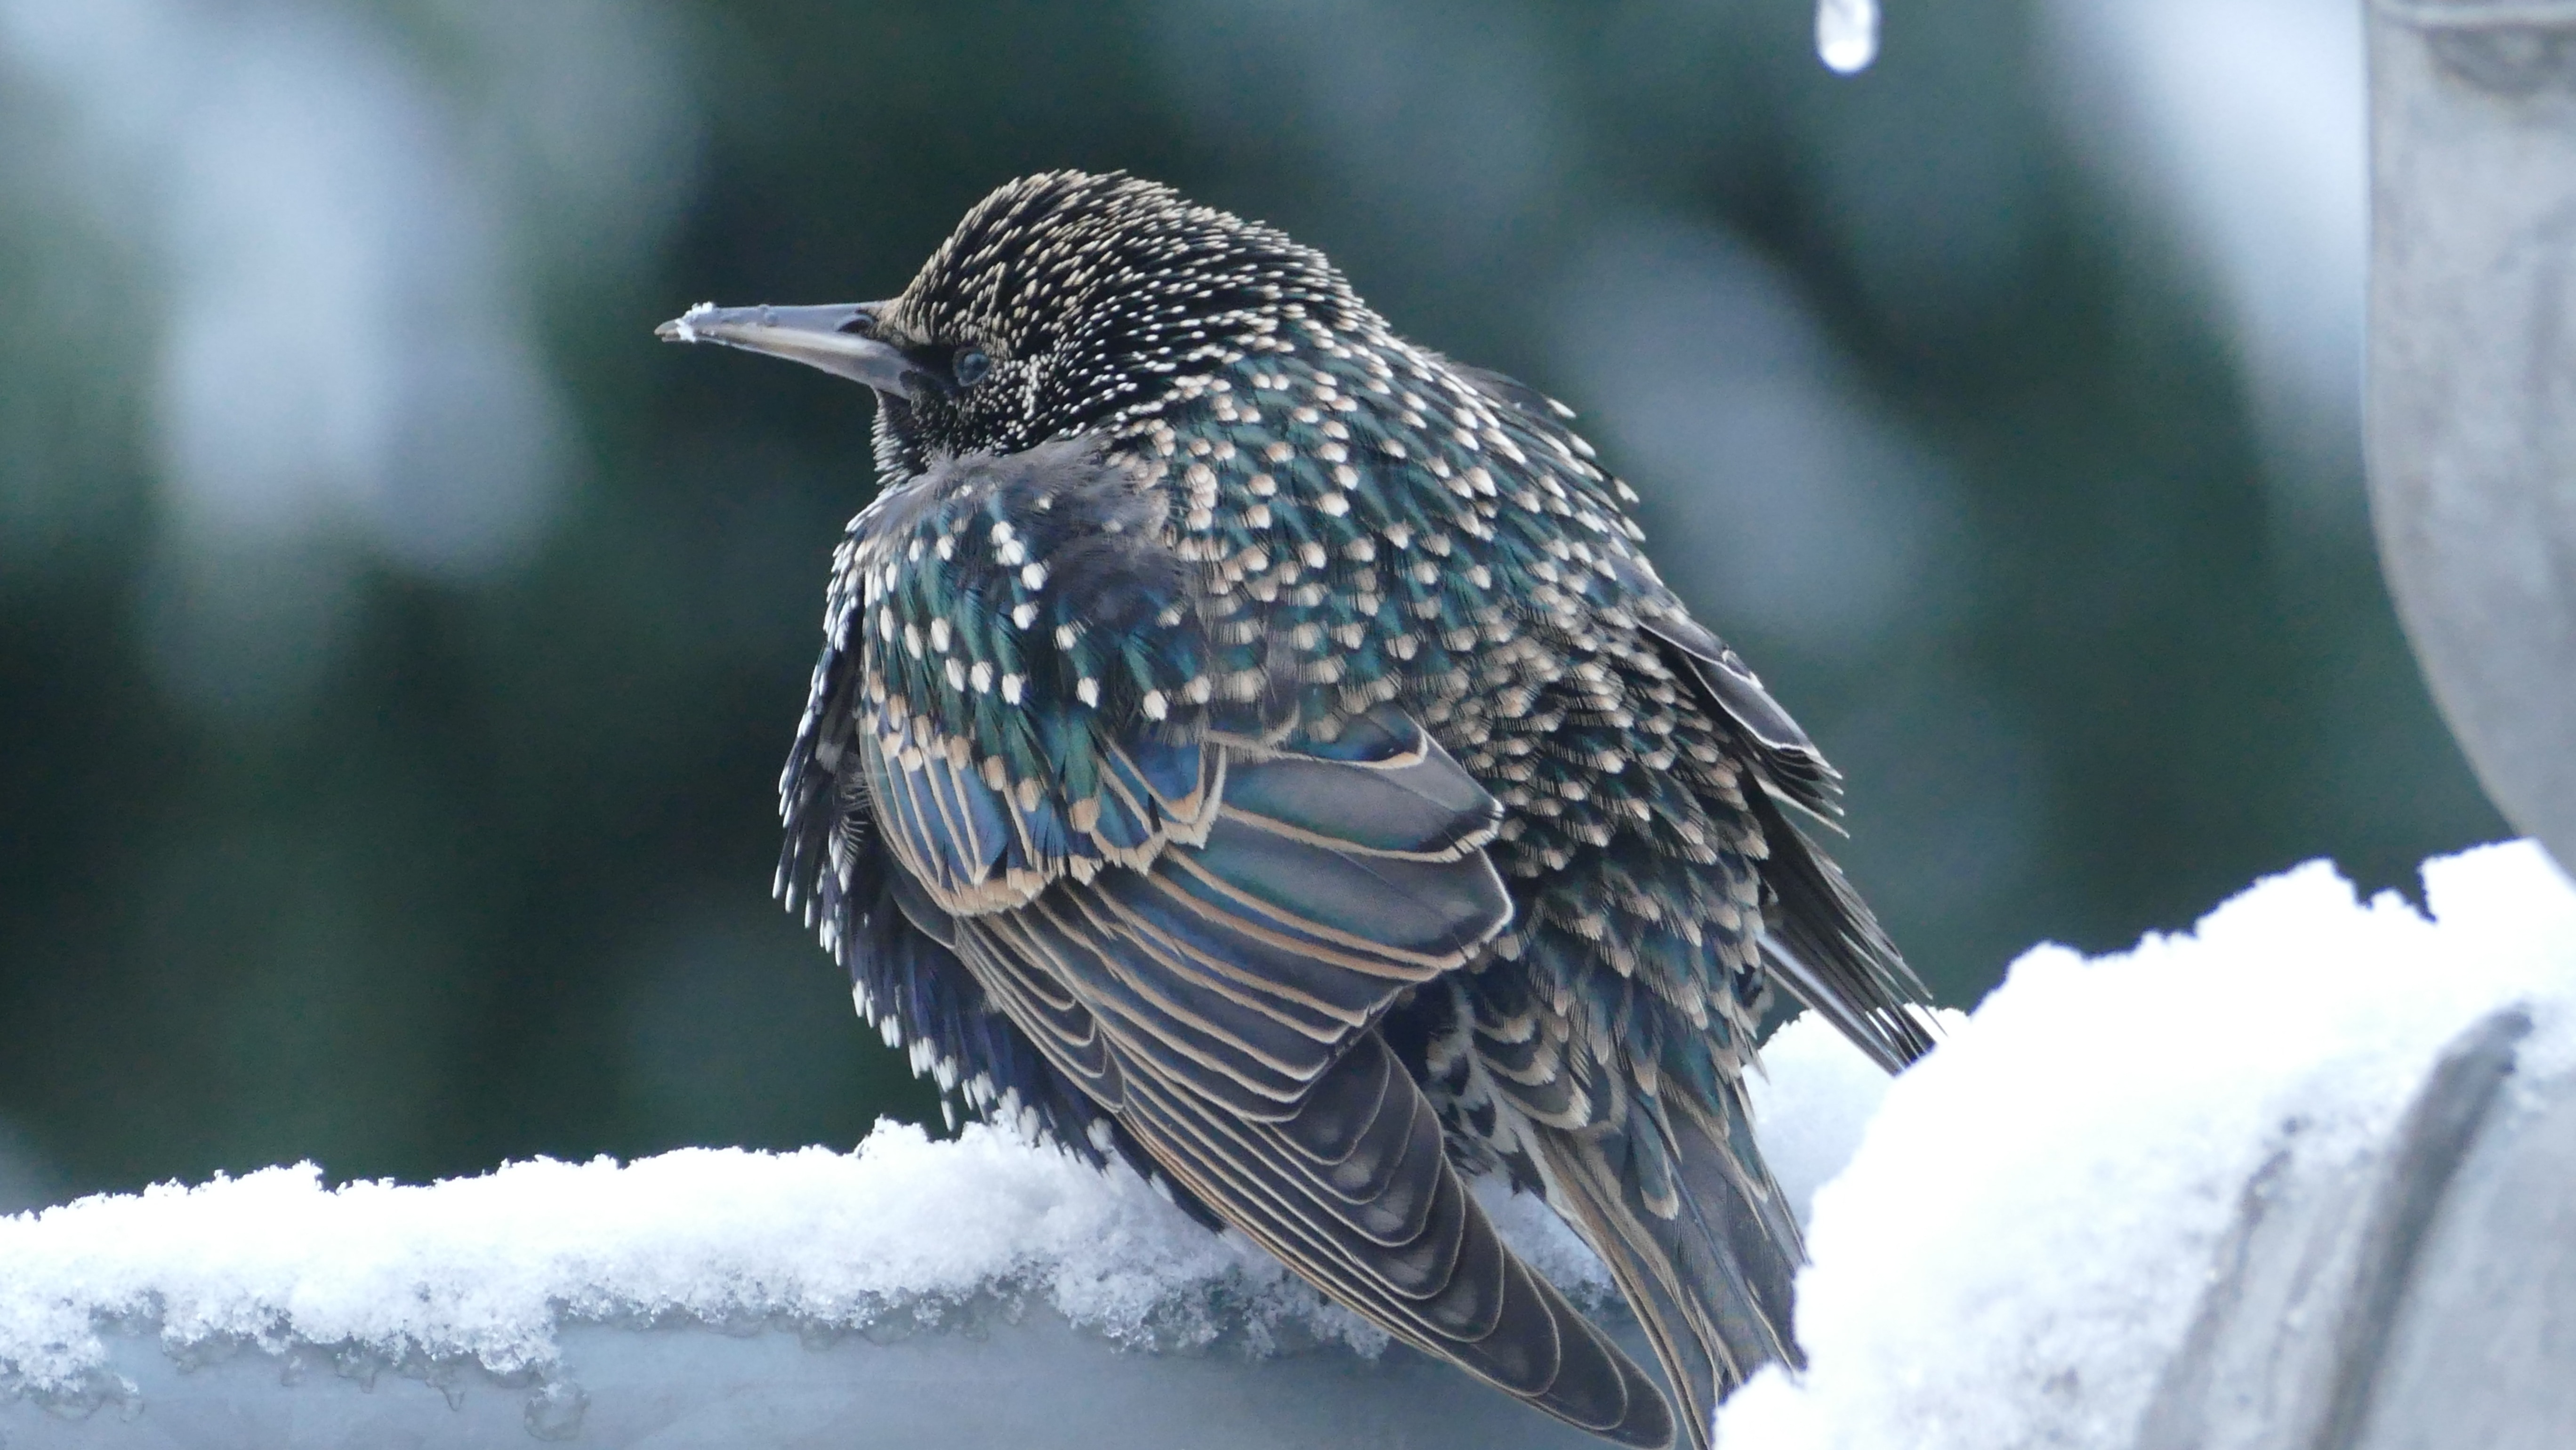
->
[5, 843, 2570, 1448]
[0, 1118, 1661, 1448]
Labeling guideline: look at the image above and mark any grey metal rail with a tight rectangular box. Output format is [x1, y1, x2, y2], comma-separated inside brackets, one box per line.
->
[2367, 0, 2576, 874]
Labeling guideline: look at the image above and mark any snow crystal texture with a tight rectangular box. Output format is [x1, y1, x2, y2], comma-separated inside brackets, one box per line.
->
[0, 1122, 1395, 1398]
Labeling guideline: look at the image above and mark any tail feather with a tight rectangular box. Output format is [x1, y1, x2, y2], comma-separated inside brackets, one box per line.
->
[1747, 783, 1937, 1074]
[1528, 1085, 1804, 1450]
[1117, 1034, 1681, 1449]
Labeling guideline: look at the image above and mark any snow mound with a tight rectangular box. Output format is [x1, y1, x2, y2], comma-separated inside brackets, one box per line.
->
[0, 1123, 1360, 1401]
[1721, 839, 2576, 1450]
[3, 1092, 1700, 1408]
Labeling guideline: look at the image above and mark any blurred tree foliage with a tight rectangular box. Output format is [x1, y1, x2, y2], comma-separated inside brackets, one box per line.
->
[0, 0, 2501, 1199]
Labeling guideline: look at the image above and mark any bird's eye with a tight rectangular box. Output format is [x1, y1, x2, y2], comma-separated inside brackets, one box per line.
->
[954, 348, 991, 387]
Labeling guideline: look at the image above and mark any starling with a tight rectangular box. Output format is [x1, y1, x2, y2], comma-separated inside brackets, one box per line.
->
[659, 172, 1932, 1450]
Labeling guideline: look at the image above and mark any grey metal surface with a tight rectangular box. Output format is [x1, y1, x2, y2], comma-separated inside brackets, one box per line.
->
[0, 1311, 1655, 1450]
[2314, 1008, 2531, 1450]
[2366, 0, 2576, 873]
[2131, 1009, 2523, 1450]
[2127, 1137, 2380, 1450]
[2133, 1006, 2576, 1450]
[2355, 1031, 2576, 1450]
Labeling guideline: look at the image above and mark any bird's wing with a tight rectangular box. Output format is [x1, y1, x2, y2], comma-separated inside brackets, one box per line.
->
[1523, 1078, 1804, 1450]
[1634, 602, 1846, 824]
[896, 711, 1677, 1448]
[1629, 602, 1936, 1073]
[776, 529, 1224, 1210]
[808, 440, 1252, 920]
[792, 442, 1677, 1440]
[865, 697, 1223, 913]
[948, 716, 1502, 1115]
[1562, 548, 1932, 1071]
[1739, 781, 1936, 1073]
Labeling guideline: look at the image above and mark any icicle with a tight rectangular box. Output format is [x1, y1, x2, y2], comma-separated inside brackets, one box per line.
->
[1816, 0, 1878, 75]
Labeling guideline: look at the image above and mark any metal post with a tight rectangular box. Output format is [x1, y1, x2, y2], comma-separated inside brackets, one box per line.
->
[2367, 0, 2576, 874]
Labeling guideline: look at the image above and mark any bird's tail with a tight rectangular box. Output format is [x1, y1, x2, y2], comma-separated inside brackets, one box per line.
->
[1527, 1082, 1804, 1450]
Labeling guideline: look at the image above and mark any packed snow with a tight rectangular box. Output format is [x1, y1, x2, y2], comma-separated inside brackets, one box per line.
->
[2, 841, 2569, 1449]
[0, 1120, 1382, 1403]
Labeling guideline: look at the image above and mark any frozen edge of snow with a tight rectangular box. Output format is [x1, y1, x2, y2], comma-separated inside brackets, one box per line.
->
[0, 1107, 1664, 1406]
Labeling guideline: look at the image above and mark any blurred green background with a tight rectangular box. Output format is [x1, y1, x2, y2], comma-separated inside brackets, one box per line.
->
[0, 0, 2503, 1208]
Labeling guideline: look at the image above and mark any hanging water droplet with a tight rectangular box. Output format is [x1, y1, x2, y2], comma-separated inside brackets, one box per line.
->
[1817, 0, 1879, 74]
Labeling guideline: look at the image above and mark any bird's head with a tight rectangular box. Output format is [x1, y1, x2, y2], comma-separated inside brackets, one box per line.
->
[659, 171, 1361, 475]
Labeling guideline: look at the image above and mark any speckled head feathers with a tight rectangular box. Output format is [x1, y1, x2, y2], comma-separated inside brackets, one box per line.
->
[869, 171, 1362, 465]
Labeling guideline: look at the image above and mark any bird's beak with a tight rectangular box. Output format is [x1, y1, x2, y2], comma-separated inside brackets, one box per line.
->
[654, 301, 924, 395]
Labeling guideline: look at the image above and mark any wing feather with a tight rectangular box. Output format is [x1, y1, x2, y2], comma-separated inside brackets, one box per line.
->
[922, 713, 1680, 1446]
[1113, 1058, 1669, 1444]
[1622, 595, 1938, 1074]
